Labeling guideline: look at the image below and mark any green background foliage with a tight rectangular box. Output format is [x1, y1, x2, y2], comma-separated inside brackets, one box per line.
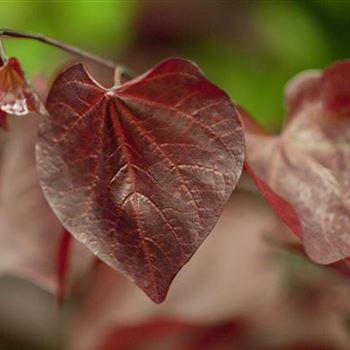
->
[0, 0, 349, 131]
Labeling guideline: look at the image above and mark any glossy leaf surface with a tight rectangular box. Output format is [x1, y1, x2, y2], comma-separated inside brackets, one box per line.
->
[36, 58, 244, 302]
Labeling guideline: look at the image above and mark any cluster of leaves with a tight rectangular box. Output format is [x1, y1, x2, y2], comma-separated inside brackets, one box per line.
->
[1, 35, 350, 311]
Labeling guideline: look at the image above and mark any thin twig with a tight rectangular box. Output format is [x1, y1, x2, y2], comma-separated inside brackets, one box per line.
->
[0, 29, 135, 78]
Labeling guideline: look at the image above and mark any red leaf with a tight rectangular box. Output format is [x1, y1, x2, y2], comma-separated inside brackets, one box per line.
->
[36, 58, 244, 302]
[243, 60, 350, 264]
[0, 58, 45, 126]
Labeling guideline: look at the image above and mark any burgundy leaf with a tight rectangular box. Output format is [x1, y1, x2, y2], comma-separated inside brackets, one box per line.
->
[36, 58, 244, 302]
[244, 59, 350, 264]
[0, 57, 46, 126]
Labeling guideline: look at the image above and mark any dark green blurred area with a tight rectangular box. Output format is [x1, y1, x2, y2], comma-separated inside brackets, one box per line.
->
[0, 0, 349, 130]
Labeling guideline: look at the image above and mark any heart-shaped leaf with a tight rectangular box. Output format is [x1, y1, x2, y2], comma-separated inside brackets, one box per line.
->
[244, 60, 350, 264]
[36, 58, 244, 302]
[0, 58, 46, 125]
